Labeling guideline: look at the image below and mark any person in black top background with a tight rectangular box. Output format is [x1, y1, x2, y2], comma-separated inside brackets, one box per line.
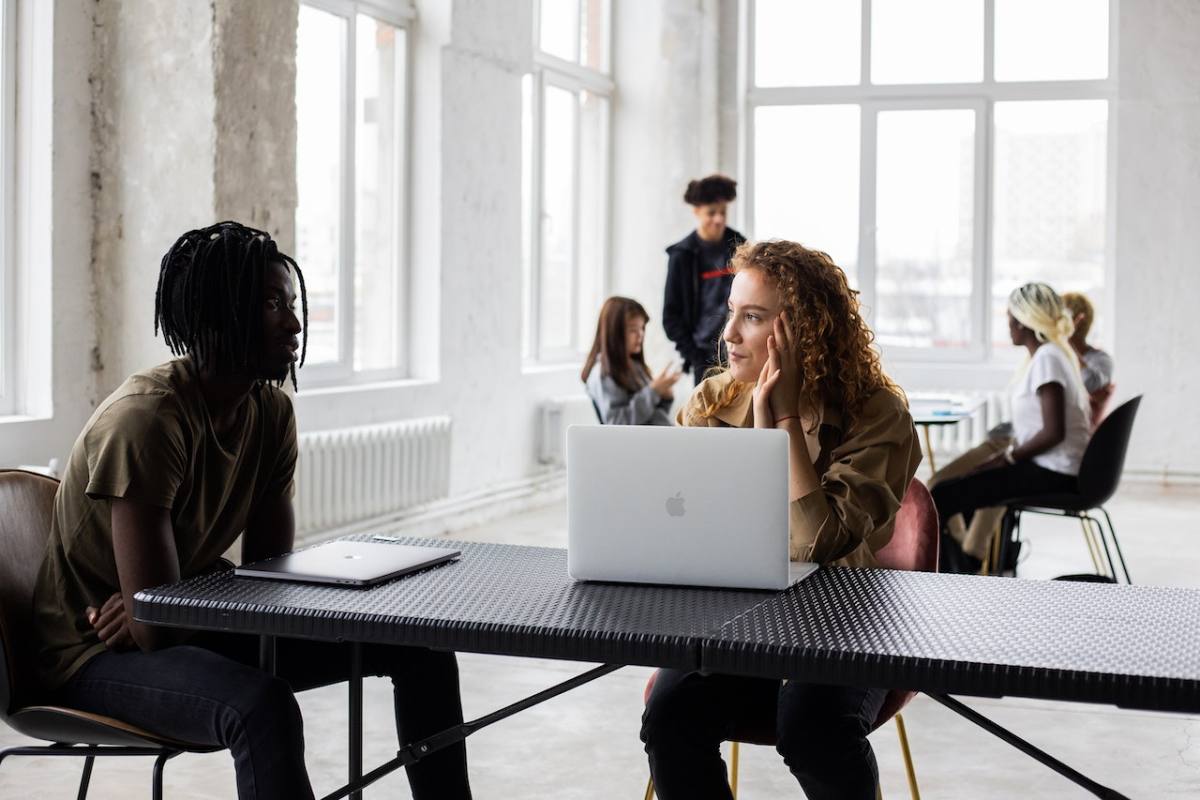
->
[663, 174, 745, 383]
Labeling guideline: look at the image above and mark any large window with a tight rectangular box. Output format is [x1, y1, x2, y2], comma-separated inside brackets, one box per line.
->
[522, 0, 612, 363]
[296, 0, 411, 384]
[0, 0, 15, 413]
[746, 0, 1112, 361]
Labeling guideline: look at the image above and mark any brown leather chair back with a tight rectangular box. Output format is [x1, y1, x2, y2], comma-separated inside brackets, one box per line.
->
[0, 470, 60, 717]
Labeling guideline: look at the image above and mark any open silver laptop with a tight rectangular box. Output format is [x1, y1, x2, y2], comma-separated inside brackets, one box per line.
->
[235, 540, 461, 587]
[567, 425, 818, 591]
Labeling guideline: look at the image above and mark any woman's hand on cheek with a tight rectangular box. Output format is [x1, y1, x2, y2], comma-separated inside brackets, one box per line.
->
[766, 313, 803, 420]
[752, 354, 780, 429]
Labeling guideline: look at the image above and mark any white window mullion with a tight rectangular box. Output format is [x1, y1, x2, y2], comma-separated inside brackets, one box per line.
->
[0, 0, 14, 414]
[338, 10, 357, 377]
[861, 0, 872, 86]
[529, 73, 545, 361]
[569, 90, 582, 352]
[983, 0, 995, 84]
[858, 103, 877, 323]
[738, 0, 755, 236]
[395, 25, 411, 377]
[977, 98, 994, 360]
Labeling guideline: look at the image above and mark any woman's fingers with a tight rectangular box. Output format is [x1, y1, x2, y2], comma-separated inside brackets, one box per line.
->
[776, 312, 794, 353]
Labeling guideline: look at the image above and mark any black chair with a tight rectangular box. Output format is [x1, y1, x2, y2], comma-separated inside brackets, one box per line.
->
[590, 397, 604, 424]
[0, 469, 218, 799]
[996, 395, 1142, 583]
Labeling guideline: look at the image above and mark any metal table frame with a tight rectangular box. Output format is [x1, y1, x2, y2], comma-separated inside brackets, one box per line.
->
[134, 537, 1200, 799]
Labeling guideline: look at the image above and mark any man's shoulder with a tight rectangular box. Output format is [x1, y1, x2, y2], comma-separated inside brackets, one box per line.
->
[666, 230, 701, 255]
[90, 361, 193, 430]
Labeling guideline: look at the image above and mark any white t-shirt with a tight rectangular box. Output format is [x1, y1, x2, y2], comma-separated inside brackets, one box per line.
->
[1011, 344, 1091, 475]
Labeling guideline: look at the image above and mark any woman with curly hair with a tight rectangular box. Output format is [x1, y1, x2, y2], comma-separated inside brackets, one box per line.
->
[641, 240, 922, 800]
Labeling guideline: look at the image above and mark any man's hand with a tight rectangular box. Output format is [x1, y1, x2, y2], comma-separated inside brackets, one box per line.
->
[86, 592, 136, 651]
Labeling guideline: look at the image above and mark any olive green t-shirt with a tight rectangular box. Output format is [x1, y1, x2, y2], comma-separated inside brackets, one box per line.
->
[33, 357, 297, 690]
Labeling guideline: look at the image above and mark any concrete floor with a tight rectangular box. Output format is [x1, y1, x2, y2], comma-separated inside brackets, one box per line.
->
[3, 482, 1200, 798]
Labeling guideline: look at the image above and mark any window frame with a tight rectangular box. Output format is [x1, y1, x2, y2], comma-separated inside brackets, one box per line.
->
[0, 0, 16, 414]
[740, 0, 1118, 365]
[297, 0, 415, 387]
[524, 0, 614, 366]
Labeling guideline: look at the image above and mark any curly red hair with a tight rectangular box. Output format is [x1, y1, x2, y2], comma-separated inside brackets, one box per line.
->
[699, 240, 901, 425]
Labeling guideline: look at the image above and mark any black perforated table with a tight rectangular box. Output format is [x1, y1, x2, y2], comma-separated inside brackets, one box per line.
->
[135, 536, 1198, 799]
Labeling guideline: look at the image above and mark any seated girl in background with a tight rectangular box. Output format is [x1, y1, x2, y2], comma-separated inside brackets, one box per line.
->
[1062, 291, 1115, 428]
[931, 283, 1092, 573]
[582, 296, 683, 425]
[641, 241, 921, 800]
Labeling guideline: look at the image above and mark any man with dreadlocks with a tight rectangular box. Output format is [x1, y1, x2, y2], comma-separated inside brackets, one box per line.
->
[31, 222, 472, 799]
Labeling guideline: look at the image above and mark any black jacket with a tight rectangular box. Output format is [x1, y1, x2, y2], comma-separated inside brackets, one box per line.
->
[662, 227, 745, 370]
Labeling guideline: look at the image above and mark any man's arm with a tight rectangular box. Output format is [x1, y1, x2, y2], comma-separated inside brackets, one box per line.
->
[662, 249, 699, 367]
[109, 498, 184, 652]
[242, 493, 296, 565]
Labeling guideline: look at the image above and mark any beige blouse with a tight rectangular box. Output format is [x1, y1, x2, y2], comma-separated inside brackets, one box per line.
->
[678, 372, 922, 569]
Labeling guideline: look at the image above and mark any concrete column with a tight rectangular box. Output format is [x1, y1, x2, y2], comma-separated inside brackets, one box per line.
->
[213, 0, 299, 252]
[91, 0, 299, 396]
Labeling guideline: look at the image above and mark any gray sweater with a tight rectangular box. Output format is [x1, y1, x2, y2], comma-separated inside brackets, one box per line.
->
[585, 364, 673, 426]
[1080, 348, 1114, 393]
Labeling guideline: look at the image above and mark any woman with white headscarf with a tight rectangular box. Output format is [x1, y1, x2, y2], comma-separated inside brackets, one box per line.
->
[931, 282, 1092, 573]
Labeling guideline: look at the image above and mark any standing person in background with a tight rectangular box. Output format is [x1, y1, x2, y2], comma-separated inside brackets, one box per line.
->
[663, 174, 745, 384]
[1062, 291, 1115, 428]
[583, 297, 682, 425]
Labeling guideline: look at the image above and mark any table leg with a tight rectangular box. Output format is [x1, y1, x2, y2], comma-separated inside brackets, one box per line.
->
[926, 693, 1130, 799]
[921, 425, 937, 475]
[318, 662, 623, 800]
[349, 643, 363, 800]
[258, 635, 276, 676]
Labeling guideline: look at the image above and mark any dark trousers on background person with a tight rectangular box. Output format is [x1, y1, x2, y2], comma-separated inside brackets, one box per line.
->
[641, 668, 887, 800]
[56, 633, 471, 800]
[930, 460, 1078, 573]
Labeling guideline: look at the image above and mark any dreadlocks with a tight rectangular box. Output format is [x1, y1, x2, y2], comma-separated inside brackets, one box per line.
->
[154, 220, 309, 390]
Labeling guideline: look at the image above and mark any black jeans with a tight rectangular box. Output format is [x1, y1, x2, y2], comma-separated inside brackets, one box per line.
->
[930, 460, 1078, 572]
[641, 669, 887, 800]
[56, 633, 471, 800]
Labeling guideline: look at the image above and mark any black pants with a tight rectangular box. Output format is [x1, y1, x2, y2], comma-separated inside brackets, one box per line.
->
[930, 460, 1078, 572]
[56, 633, 471, 800]
[641, 669, 887, 800]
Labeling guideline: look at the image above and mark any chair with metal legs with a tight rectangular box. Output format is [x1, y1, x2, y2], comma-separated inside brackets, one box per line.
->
[642, 479, 938, 799]
[989, 395, 1142, 583]
[0, 469, 218, 799]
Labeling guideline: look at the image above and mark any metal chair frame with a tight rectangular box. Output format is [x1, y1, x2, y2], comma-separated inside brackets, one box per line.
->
[0, 744, 180, 800]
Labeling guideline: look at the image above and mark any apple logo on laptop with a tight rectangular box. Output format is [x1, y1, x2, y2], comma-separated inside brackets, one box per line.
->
[665, 492, 686, 517]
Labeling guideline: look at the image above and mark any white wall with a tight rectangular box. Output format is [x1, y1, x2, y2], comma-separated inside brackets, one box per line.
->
[292, 0, 582, 500]
[1113, 0, 1200, 478]
[609, 0, 723, 374]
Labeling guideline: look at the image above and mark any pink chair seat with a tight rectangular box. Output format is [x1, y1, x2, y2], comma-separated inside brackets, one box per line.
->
[642, 479, 940, 739]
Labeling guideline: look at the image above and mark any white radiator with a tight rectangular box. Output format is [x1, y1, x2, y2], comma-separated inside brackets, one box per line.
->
[538, 395, 600, 466]
[917, 390, 1011, 460]
[295, 416, 452, 536]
